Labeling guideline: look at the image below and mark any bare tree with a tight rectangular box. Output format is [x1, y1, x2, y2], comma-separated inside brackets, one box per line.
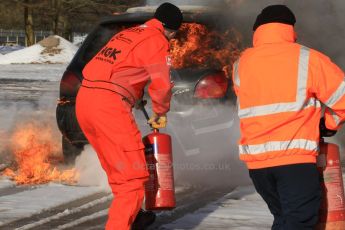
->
[49, 0, 144, 41]
[0, 1, 23, 30]
[24, 0, 34, 46]
[14, 0, 48, 46]
[0, 0, 144, 43]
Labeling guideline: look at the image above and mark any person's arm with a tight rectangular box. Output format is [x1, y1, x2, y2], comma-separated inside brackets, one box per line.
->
[311, 50, 345, 130]
[136, 34, 173, 115]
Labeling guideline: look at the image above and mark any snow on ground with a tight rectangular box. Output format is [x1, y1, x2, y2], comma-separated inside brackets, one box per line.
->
[0, 45, 25, 55]
[162, 186, 272, 230]
[0, 36, 77, 64]
[0, 183, 102, 226]
[73, 35, 87, 47]
[0, 64, 66, 81]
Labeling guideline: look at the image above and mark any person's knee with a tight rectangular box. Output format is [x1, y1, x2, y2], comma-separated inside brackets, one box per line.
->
[109, 177, 146, 195]
[284, 213, 319, 230]
[283, 197, 321, 230]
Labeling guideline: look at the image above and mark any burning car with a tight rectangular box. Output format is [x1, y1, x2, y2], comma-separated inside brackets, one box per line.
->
[56, 5, 241, 165]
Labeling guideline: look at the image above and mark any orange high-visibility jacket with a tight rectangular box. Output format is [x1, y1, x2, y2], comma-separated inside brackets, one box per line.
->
[82, 19, 172, 115]
[232, 23, 345, 169]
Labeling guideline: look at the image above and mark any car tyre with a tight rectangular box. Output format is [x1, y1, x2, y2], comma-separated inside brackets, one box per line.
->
[62, 136, 84, 164]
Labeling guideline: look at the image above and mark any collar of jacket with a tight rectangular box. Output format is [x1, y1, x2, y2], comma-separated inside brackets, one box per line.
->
[145, 18, 164, 33]
[253, 23, 297, 47]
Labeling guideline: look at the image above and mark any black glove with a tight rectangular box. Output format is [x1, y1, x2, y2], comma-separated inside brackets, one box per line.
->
[319, 117, 337, 137]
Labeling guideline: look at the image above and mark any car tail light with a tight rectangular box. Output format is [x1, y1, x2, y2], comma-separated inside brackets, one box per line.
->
[194, 71, 228, 99]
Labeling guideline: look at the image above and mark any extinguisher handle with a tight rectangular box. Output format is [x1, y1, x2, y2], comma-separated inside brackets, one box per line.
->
[138, 100, 160, 132]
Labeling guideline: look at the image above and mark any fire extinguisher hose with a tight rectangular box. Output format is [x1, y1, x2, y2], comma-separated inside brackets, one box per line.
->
[137, 100, 160, 131]
[138, 100, 150, 121]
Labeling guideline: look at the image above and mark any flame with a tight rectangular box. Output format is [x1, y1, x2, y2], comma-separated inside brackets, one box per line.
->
[170, 23, 242, 77]
[2, 123, 78, 185]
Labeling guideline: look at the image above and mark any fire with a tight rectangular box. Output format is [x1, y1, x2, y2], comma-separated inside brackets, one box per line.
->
[170, 23, 242, 76]
[2, 123, 78, 185]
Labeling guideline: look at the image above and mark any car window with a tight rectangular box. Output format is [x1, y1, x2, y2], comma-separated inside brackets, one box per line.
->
[81, 23, 135, 64]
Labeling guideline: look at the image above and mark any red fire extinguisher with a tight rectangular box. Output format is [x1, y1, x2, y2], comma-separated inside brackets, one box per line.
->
[316, 139, 345, 230]
[139, 101, 176, 210]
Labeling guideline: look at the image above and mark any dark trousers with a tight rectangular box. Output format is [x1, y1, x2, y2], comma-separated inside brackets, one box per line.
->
[249, 163, 322, 230]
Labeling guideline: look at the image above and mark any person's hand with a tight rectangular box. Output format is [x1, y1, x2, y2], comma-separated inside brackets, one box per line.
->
[319, 117, 337, 137]
[148, 113, 167, 129]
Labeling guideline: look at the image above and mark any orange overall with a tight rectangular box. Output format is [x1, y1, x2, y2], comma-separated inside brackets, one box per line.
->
[76, 19, 172, 229]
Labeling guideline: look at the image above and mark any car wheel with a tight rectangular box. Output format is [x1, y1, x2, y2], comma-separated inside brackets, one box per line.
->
[62, 136, 84, 164]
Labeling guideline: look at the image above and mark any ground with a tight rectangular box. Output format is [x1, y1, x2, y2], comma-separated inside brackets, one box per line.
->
[0, 64, 258, 229]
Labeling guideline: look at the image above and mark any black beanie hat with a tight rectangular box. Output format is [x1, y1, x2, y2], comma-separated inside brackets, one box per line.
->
[253, 5, 296, 31]
[154, 2, 183, 30]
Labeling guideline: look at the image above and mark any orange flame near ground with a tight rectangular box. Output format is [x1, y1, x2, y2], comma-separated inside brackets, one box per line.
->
[2, 123, 78, 185]
[170, 23, 242, 77]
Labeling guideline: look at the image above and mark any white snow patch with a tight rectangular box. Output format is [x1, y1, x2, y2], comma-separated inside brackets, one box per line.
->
[73, 35, 87, 47]
[0, 64, 66, 81]
[162, 186, 272, 230]
[0, 44, 43, 64]
[0, 36, 77, 64]
[0, 183, 101, 226]
[56, 209, 108, 229]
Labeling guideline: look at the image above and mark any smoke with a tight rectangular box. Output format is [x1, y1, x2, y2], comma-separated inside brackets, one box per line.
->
[134, 99, 251, 188]
[138, 0, 345, 187]
[228, 0, 345, 69]
[0, 105, 17, 156]
[144, 0, 345, 69]
[0, 78, 104, 188]
[74, 145, 110, 191]
[0, 65, 63, 166]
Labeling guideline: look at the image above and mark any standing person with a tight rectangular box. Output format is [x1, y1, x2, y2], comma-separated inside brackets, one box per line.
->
[232, 5, 345, 230]
[76, 3, 183, 230]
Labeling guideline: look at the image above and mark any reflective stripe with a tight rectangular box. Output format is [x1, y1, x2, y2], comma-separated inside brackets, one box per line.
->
[239, 97, 320, 118]
[325, 80, 345, 107]
[333, 115, 340, 126]
[330, 109, 341, 126]
[240, 102, 301, 118]
[238, 46, 311, 118]
[296, 46, 310, 102]
[239, 139, 319, 155]
[233, 59, 240, 86]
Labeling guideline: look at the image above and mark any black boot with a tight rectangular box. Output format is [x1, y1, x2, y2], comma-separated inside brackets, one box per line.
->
[132, 209, 156, 230]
